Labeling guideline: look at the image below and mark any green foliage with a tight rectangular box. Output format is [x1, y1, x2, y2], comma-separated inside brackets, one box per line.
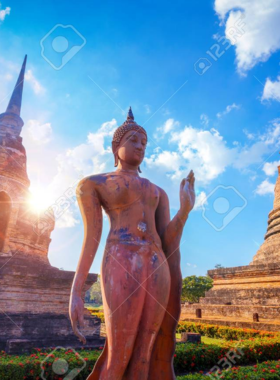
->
[176, 321, 276, 341]
[177, 361, 280, 379]
[0, 348, 102, 380]
[181, 275, 213, 303]
[214, 264, 224, 269]
[174, 336, 280, 373]
[2, 333, 280, 378]
[88, 310, 105, 323]
[85, 274, 103, 305]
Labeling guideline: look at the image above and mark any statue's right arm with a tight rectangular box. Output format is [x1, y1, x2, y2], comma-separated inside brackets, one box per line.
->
[69, 177, 103, 343]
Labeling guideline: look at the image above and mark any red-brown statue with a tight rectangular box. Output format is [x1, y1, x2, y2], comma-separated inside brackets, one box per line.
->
[69, 108, 195, 379]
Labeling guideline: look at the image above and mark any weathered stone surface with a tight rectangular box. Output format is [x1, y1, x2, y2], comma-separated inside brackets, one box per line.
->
[252, 166, 280, 265]
[181, 168, 280, 331]
[0, 56, 103, 353]
[1, 314, 104, 354]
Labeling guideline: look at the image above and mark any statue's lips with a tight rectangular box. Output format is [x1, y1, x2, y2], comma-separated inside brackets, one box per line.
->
[135, 151, 144, 158]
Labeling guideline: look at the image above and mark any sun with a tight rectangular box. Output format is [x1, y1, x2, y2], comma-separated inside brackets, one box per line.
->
[28, 184, 53, 213]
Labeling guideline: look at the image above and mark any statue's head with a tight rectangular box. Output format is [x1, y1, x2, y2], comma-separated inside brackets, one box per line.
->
[112, 107, 147, 172]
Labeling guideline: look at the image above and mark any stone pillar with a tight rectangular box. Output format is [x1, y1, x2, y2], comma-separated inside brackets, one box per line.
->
[251, 166, 280, 265]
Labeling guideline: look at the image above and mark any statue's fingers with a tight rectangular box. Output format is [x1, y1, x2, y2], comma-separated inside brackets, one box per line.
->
[72, 319, 86, 344]
[190, 174, 195, 187]
[75, 328, 87, 345]
[186, 170, 192, 180]
[181, 178, 186, 189]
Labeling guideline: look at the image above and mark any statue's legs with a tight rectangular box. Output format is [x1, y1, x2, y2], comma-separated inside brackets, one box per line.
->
[88, 243, 150, 380]
[148, 248, 182, 380]
[123, 248, 171, 380]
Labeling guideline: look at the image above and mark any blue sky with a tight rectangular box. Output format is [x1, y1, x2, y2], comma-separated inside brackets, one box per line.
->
[1, 0, 280, 277]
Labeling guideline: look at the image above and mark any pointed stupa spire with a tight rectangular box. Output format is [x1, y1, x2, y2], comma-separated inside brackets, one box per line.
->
[6, 55, 27, 116]
[127, 106, 134, 120]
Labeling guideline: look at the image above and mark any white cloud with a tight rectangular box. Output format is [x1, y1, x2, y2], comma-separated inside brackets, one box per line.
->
[200, 114, 209, 126]
[44, 119, 118, 227]
[243, 129, 255, 140]
[234, 119, 280, 169]
[0, 4, 10, 21]
[169, 126, 236, 184]
[145, 150, 183, 173]
[25, 69, 45, 95]
[263, 160, 280, 176]
[262, 76, 280, 102]
[194, 191, 208, 210]
[215, 0, 280, 74]
[23, 115, 280, 228]
[255, 179, 275, 195]
[26, 119, 52, 144]
[217, 103, 240, 118]
[186, 263, 197, 268]
[56, 208, 80, 229]
[145, 118, 280, 207]
[0, 58, 45, 101]
[162, 119, 179, 134]
[21, 118, 118, 229]
[154, 118, 180, 139]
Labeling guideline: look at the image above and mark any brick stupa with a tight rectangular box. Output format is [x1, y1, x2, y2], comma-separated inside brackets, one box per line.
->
[181, 169, 280, 331]
[0, 56, 104, 353]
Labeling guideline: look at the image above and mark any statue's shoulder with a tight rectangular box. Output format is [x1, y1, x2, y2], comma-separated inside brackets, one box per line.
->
[155, 184, 169, 201]
[77, 173, 109, 192]
[142, 177, 168, 200]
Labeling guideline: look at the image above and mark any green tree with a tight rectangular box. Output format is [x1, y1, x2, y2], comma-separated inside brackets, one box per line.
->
[85, 274, 103, 306]
[181, 275, 213, 303]
[214, 264, 224, 269]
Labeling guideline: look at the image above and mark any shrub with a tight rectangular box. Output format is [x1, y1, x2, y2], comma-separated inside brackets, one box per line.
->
[177, 321, 277, 341]
[173, 336, 280, 374]
[1, 335, 280, 378]
[88, 311, 105, 322]
[177, 360, 280, 379]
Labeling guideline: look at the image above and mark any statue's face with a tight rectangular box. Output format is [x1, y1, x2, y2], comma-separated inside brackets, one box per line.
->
[117, 130, 147, 166]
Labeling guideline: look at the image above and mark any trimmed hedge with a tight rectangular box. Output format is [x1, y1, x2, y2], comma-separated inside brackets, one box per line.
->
[174, 336, 280, 373]
[88, 310, 105, 323]
[177, 360, 280, 379]
[1, 335, 280, 378]
[88, 318, 277, 341]
[177, 321, 277, 341]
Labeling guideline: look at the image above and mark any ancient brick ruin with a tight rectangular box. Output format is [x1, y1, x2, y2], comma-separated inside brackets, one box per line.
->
[181, 169, 280, 331]
[0, 56, 104, 353]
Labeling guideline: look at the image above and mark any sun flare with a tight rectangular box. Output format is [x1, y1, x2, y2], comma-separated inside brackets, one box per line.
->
[28, 185, 53, 213]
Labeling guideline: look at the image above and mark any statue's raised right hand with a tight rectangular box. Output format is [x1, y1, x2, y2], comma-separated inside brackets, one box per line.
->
[69, 294, 87, 345]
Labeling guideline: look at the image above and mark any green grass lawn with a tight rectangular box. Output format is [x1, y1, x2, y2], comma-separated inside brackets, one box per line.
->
[201, 336, 226, 345]
[176, 333, 225, 346]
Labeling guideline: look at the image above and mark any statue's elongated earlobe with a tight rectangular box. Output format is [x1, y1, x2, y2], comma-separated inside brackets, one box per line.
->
[138, 166, 142, 173]
[114, 153, 118, 167]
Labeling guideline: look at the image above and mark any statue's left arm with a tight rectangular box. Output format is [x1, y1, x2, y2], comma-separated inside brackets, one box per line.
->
[156, 170, 195, 253]
[149, 170, 195, 380]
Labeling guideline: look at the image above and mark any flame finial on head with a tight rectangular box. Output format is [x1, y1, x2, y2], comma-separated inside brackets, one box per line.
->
[127, 106, 134, 120]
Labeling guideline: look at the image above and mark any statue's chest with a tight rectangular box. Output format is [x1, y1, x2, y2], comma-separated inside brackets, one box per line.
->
[101, 176, 159, 211]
